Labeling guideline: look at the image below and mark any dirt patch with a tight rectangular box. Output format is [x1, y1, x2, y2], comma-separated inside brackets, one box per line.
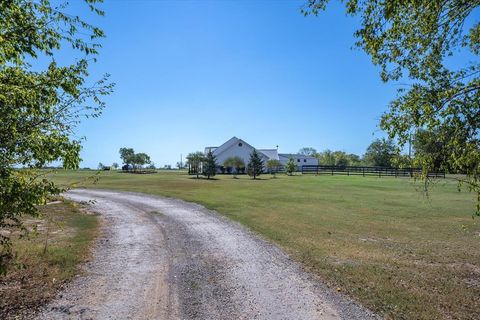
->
[0, 201, 98, 320]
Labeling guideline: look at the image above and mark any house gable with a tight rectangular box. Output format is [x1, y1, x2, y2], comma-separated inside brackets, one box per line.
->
[214, 138, 260, 167]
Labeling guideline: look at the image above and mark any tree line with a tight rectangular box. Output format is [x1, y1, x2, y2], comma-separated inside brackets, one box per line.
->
[301, 131, 457, 172]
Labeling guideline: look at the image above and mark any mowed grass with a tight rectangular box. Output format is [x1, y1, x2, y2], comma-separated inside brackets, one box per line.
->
[0, 201, 98, 319]
[52, 170, 479, 319]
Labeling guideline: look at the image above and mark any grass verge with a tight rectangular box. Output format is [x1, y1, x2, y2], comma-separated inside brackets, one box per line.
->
[51, 170, 479, 319]
[0, 201, 98, 319]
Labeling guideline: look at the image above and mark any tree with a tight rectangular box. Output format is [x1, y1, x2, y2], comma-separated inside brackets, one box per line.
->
[186, 152, 205, 179]
[203, 151, 217, 179]
[224, 156, 245, 178]
[133, 152, 151, 170]
[332, 151, 349, 167]
[346, 153, 362, 166]
[232, 157, 246, 176]
[0, 0, 113, 273]
[364, 139, 396, 167]
[119, 148, 135, 170]
[304, 1, 480, 214]
[285, 158, 297, 176]
[412, 128, 461, 173]
[392, 154, 412, 169]
[316, 149, 335, 165]
[223, 158, 234, 174]
[98, 162, 105, 170]
[266, 159, 282, 178]
[299, 147, 317, 157]
[119, 148, 151, 172]
[247, 149, 264, 179]
[112, 162, 119, 170]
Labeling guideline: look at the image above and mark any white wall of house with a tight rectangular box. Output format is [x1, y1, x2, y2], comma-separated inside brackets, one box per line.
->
[214, 139, 269, 168]
[206, 137, 317, 172]
[279, 154, 318, 170]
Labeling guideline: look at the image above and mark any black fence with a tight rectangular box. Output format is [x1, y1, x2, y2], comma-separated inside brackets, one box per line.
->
[301, 165, 445, 178]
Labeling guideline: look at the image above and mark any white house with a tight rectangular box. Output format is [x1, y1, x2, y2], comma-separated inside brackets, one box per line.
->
[204, 137, 317, 172]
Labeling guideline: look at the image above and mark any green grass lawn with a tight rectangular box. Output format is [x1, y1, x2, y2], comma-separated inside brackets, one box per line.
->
[51, 170, 478, 319]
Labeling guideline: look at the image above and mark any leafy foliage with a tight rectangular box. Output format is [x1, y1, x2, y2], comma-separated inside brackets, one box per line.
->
[186, 151, 205, 178]
[0, 0, 113, 273]
[316, 149, 335, 165]
[316, 149, 363, 166]
[285, 158, 297, 176]
[133, 153, 151, 169]
[119, 148, 151, 171]
[303, 0, 480, 214]
[119, 148, 135, 168]
[247, 149, 264, 179]
[266, 159, 282, 178]
[364, 138, 396, 167]
[412, 128, 459, 172]
[224, 156, 245, 178]
[203, 151, 217, 179]
[298, 147, 317, 156]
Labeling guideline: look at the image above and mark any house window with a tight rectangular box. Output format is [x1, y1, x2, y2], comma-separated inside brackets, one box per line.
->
[297, 159, 300, 162]
[304, 159, 307, 162]
[238, 142, 243, 147]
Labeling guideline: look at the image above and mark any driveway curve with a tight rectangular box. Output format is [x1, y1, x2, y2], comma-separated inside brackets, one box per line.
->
[36, 189, 377, 320]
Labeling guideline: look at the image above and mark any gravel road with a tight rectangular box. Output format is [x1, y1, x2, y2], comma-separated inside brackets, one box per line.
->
[36, 189, 377, 320]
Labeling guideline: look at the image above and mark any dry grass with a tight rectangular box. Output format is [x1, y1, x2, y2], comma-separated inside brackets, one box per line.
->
[0, 201, 98, 319]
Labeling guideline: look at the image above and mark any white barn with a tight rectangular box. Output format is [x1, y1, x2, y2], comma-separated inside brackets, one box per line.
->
[204, 137, 317, 171]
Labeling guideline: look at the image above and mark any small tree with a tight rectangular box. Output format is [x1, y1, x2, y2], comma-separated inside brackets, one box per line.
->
[232, 157, 245, 178]
[203, 151, 217, 179]
[224, 156, 245, 178]
[266, 159, 281, 178]
[247, 149, 264, 179]
[223, 158, 234, 174]
[98, 162, 104, 170]
[186, 151, 205, 178]
[285, 158, 296, 176]
[112, 162, 119, 170]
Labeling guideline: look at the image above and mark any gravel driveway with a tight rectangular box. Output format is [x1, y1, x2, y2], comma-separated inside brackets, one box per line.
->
[36, 189, 377, 320]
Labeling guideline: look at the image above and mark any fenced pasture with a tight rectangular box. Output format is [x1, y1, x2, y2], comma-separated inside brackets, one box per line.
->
[49, 170, 478, 319]
[302, 165, 446, 178]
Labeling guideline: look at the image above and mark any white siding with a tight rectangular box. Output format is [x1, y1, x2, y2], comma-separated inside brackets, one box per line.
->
[214, 140, 251, 167]
[278, 154, 318, 170]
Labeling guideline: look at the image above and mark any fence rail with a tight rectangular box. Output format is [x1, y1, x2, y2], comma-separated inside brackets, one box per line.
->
[301, 165, 445, 178]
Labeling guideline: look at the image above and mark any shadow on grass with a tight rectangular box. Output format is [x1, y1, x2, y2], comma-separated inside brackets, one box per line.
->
[188, 177, 220, 181]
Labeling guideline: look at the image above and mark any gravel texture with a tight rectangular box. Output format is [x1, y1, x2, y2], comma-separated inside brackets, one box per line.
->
[36, 189, 378, 320]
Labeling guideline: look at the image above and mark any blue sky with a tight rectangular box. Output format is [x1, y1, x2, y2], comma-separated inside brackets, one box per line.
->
[68, 0, 401, 168]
